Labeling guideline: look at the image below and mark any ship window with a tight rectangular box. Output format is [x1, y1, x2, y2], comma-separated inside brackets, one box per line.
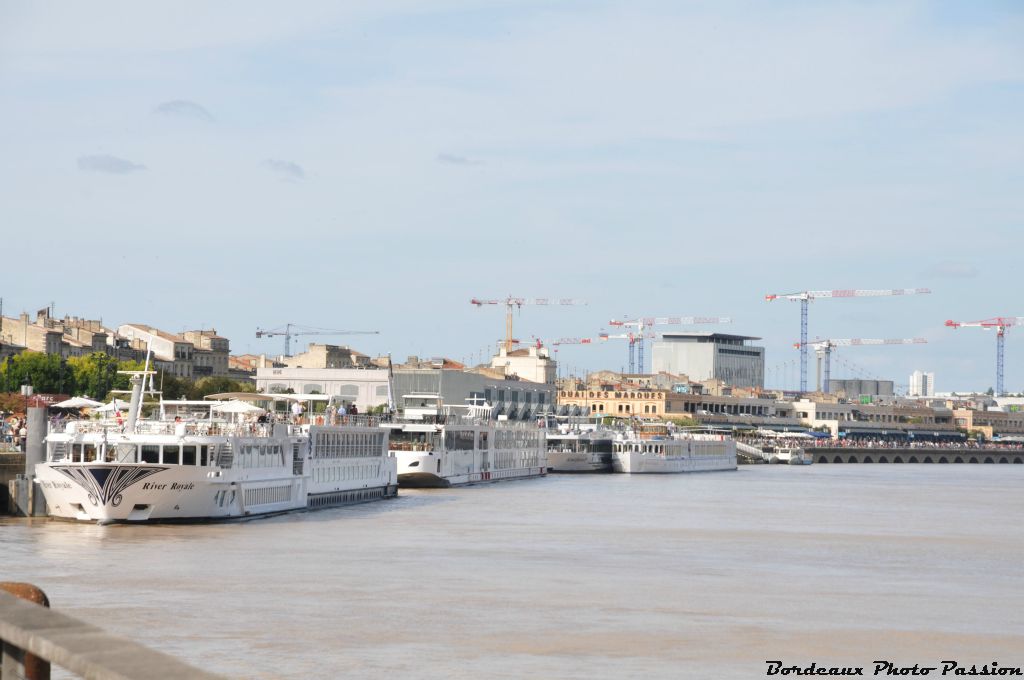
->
[162, 446, 180, 465]
[141, 445, 160, 464]
[82, 444, 98, 462]
[199, 445, 209, 466]
[182, 445, 197, 466]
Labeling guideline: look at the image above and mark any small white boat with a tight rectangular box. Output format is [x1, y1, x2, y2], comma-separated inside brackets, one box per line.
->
[768, 447, 813, 465]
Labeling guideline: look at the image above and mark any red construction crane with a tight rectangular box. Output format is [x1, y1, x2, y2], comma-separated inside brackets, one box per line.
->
[765, 288, 930, 393]
[607, 316, 730, 374]
[471, 297, 586, 353]
[945, 317, 1024, 396]
[793, 338, 927, 394]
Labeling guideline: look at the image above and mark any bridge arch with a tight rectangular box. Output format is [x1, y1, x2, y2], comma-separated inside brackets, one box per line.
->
[893, 456, 904, 464]
[1000, 457, 1009, 464]
[954, 456, 964, 464]
[909, 456, 918, 463]
[847, 456, 859, 464]
[923, 457, 933, 464]
[833, 456, 843, 464]
[863, 456, 874, 464]
[878, 456, 888, 464]
[818, 456, 829, 464]
[969, 457, 980, 464]
[984, 457, 995, 464]
[1015, 457, 1023, 464]
[939, 457, 948, 464]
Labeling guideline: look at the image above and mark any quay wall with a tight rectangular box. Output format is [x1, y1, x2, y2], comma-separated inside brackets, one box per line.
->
[0, 452, 25, 511]
[807, 447, 1024, 465]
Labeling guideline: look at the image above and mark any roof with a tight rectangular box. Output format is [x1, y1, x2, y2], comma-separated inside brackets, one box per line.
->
[658, 332, 762, 342]
[120, 324, 188, 344]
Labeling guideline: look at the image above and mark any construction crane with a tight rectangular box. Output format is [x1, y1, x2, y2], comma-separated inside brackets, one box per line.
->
[470, 297, 586, 354]
[794, 338, 927, 394]
[945, 317, 1024, 396]
[595, 332, 653, 374]
[607, 316, 731, 374]
[255, 323, 379, 357]
[766, 288, 930, 393]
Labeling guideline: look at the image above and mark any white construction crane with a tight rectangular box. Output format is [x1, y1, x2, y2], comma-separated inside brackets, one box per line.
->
[766, 288, 930, 393]
[945, 317, 1024, 396]
[794, 337, 927, 394]
[470, 297, 586, 353]
[607, 316, 731, 374]
[255, 324, 379, 357]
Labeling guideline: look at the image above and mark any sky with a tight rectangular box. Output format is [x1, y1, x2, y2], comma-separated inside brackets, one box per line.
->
[1, 0, 1022, 393]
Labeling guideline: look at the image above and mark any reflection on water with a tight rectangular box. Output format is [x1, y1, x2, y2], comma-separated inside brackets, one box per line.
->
[3, 466, 1023, 679]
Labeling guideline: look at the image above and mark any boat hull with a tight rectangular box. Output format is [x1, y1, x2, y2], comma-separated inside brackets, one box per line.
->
[547, 451, 612, 473]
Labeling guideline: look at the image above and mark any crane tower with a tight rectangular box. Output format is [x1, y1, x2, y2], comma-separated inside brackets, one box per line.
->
[795, 337, 927, 394]
[470, 297, 586, 354]
[766, 288, 930, 393]
[608, 316, 730, 374]
[255, 323, 379, 357]
[945, 317, 1024, 396]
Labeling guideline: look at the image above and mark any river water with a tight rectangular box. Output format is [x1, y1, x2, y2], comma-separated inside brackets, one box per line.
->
[3, 465, 1023, 679]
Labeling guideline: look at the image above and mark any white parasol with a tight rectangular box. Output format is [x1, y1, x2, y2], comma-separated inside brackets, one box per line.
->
[95, 399, 132, 413]
[53, 396, 104, 409]
[210, 400, 266, 415]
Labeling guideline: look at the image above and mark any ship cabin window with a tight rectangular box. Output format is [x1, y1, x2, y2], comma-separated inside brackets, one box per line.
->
[182, 445, 197, 466]
[162, 446, 180, 465]
[199, 445, 209, 466]
[141, 445, 160, 464]
[81, 444, 98, 462]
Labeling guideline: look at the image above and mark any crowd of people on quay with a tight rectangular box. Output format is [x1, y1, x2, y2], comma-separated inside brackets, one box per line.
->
[1, 415, 28, 452]
[740, 433, 1024, 451]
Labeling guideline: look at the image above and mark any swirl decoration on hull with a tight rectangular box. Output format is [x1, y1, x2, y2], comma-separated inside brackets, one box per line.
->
[52, 465, 169, 507]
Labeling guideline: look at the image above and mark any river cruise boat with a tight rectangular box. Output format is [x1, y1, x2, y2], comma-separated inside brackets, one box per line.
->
[611, 422, 737, 474]
[545, 421, 615, 473]
[384, 394, 546, 488]
[35, 379, 397, 523]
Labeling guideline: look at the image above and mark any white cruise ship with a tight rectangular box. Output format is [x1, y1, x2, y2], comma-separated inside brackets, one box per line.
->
[35, 377, 397, 523]
[611, 422, 737, 474]
[545, 422, 615, 473]
[384, 394, 546, 488]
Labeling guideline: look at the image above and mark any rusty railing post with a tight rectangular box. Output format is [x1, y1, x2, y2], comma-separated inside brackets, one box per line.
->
[0, 582, 50, 680]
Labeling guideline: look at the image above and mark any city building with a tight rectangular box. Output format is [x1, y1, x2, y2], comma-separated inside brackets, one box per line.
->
[651, 332, 764, 389]
[909, 370, 936, 397]
[279, 344, 374, 370]
[182, 330, 230, 378]
[489, 344, 556, 384]
[828, 379, 895, 399]
[255, 366, 390, 411]
[117, 324, 195, 378]
[393, 366, 556, 420]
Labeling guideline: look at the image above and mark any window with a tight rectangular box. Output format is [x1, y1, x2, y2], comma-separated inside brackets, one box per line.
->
[375, 385, 389, 397]
[303, 384, 324, 394]
[162, 446, 180, 465]
[141, 445, 159, 464]
[182, 446, 196, 466]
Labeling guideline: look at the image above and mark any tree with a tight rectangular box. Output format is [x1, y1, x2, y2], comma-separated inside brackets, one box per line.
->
[187, 376, 256, 400]
[0, 352, 72, 394]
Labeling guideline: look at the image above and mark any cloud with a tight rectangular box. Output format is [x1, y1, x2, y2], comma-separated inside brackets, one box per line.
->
[437, 153, 482, 166]
[76, 154, 146, 174]
[924, 261, 979, 279]
[263, 159, 305, 180]
[154, 99, 215, 122]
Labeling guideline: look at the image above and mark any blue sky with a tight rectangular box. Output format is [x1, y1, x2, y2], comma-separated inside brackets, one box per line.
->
[1, 1, 1022, 392]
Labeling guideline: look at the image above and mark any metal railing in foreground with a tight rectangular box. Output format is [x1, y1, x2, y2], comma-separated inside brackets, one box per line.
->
[0, 583, 224, 680]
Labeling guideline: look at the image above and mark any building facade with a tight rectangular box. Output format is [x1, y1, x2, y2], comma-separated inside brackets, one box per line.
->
[255, 367, 391, 411]
[909, 370, 935, 397]
[651, 332, 764, 388]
